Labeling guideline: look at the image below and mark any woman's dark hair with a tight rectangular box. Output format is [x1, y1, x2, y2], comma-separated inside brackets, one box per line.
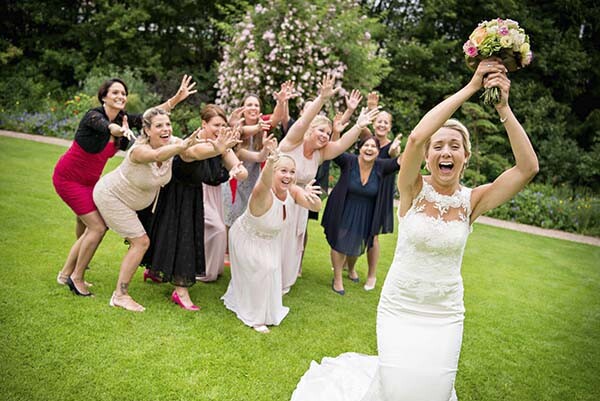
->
[357, 135, 381, 151]
[97, 78, 129, 104]
[241, 93, 263, 109]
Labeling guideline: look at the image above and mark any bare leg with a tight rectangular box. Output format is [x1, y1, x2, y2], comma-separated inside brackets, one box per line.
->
[75, 216, 85, 238]
[331, 248, 346, 293]
[365, 236, 379, 288]
[61, 211, 107, 294]
[347, 256, 359, 281]
[111, 235, 149, 312]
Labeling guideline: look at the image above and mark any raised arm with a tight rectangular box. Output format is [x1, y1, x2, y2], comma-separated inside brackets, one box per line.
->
[397, 60, 505, 200]
[470, 72, 539, 222]
[279, 74, 338, 152]
[155, 75, 197, 112]
[248, 139, 279, 217]
[320, 107, 380, 161]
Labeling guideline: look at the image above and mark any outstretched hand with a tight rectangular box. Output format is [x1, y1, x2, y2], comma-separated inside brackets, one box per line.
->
[121, 115, 137, 141]
[367, 92, 379, 110]
[229, 161, 245, 180]
[175, 74, 198, 101]
[345, 89, 363, 110]
[208, 127, 243, 154]
[303, 179, 322, 203]
[333, 112, 349, 135]
[274, 80, 298, 102]
[317, 73, 339, 100]
[356, 106, 381, 129]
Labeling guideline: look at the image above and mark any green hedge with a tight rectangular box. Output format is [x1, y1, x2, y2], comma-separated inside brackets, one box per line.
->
[486, 183, 600, 237]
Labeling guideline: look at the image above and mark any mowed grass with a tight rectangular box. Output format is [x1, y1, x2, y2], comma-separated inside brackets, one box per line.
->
[0, 135, 598, 401]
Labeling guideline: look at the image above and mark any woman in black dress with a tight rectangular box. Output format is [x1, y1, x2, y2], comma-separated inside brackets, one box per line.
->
[140, 104, 245, 310]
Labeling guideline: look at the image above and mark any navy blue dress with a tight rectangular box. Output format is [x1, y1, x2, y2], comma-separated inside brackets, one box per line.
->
[378, 142, 397, 234]
[321, 153, 399, 257]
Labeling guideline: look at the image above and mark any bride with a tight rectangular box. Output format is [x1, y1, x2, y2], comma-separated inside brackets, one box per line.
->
[291, 59, 538, 400]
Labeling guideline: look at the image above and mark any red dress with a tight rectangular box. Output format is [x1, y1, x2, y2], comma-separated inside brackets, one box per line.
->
[52, 140, 118, 215]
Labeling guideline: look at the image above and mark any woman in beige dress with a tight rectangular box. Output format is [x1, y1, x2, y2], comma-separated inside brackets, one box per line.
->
[93, 107, 196, 312]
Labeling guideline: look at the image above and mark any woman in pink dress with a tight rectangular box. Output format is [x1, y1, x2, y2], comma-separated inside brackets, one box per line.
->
[278, 75, 380, 294]
[53, 76, 196, 296]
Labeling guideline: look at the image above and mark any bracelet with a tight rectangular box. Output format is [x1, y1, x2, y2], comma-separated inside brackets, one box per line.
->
[167, 99, 174, 110]
[500, 115, 508, 123]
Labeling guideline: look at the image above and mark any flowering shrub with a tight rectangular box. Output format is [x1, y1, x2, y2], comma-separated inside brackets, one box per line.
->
[486, 183, 600, 237]
[215, 0, 389, 114]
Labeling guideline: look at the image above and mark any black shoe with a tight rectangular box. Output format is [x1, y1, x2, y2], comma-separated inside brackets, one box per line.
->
[348, 275, 359, 283]
[66, 277, 93, 297]
[331, 280, 345, 296]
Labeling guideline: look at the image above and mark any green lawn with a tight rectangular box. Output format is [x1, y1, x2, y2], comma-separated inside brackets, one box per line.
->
[0, 136, 598, 401]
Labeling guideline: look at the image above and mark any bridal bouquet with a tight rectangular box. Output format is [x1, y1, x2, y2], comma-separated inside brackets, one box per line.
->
[463, 18, 533, 105]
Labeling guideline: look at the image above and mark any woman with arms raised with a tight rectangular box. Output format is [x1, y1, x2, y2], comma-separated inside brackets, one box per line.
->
[140, 104, 245, 309]
[53, 75, 196, 296]
[278, 75, 380, 294]
[291, 59, 538, 400]
[93, 107, 196, 312]
[222, 140, 322, 333]
[322, 134, 401, 296]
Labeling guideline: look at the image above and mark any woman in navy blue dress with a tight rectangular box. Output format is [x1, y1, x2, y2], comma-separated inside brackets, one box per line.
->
[321, 135, 401, 295]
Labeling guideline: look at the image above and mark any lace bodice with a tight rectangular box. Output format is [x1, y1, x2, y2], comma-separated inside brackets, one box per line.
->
[382, 179, 472, 306]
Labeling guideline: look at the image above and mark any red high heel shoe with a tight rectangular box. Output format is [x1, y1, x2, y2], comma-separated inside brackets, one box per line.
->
[171, 291, 200, 311]
[143, 269, 162, 283]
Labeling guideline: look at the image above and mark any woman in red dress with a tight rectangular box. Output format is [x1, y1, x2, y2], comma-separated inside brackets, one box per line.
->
[53, 75, 196, 296]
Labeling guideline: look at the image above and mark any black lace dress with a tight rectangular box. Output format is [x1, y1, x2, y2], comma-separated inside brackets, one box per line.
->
[139, 154, 229, 287]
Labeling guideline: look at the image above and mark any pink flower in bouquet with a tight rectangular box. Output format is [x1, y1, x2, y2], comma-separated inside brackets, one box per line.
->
[463, 40, 478, 57]
[499, 25, 509, 36]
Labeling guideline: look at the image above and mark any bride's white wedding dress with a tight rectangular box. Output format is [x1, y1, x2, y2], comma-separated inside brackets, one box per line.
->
[291, 179, 472, 401]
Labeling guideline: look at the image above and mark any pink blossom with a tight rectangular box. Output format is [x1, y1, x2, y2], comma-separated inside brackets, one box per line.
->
[499, 26, 509, 36]
[462, 40, 478, 57]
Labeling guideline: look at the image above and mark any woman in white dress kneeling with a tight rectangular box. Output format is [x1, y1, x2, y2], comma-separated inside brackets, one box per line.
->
[222, 140, 322, 333]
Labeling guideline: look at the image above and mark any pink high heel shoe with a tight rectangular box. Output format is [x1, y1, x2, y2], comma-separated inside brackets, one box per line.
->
[171, 291, 200, 311]
[143, 269, 162, 283]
